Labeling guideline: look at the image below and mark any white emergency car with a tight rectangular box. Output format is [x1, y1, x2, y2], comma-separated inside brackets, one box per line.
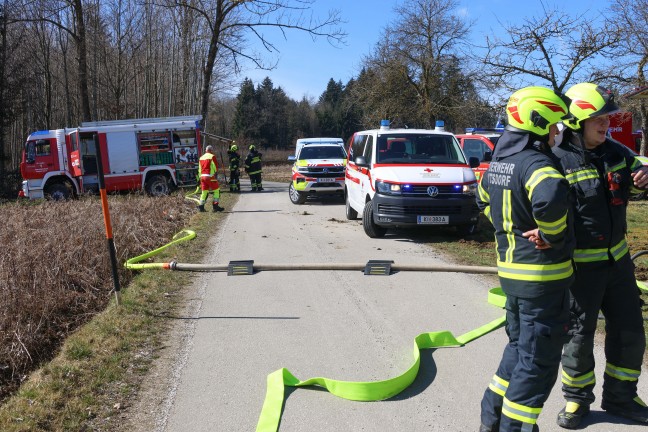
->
[287, 138, 347, 204]
[344, 120, 480, 237]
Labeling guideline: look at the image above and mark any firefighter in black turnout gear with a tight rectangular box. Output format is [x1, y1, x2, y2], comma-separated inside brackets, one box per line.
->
[245, 144, 263, 191]
[553, 83, 648, 429]
[477, 86, 575, 432]
[227, 143, 241, 192]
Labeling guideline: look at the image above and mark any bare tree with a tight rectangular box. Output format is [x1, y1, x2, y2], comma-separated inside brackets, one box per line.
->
[609, 0, 648, 155]
[480, 5, 620, 94]
[356, 0, 476, 129]
[152, 0, 344, 131]
[13, 0, 93, 121]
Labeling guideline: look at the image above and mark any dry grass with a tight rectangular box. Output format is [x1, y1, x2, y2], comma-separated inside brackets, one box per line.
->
[0, 190, 235, 431]
[0, 193, 193, 401]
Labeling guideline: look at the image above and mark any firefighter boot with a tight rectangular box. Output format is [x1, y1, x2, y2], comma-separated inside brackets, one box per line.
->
[602, 397, 648, 423]
[213, 203, 225, 212]
[478, 422, 499, 432]
[557, 401, 590, 429]
[197, 204, 206, 212]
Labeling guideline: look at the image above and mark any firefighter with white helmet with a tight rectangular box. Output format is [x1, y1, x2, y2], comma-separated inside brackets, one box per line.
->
[227, 142, 241, 193]
[553, 83, 648, 428]
[478, 86, 575, 432]
[197, 145, 224, 212]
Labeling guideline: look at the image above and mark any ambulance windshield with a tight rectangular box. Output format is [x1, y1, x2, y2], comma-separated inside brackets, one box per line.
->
[376, 133, 465, 164]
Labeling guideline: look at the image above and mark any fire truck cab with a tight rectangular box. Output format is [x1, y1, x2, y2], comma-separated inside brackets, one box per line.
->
[20, 116, 202, 200]
[608, 112, 642, 153]
[456, 127, 504, 182]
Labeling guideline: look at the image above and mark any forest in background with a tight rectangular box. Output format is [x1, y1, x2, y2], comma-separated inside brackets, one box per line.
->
[1, 0, 648, 191]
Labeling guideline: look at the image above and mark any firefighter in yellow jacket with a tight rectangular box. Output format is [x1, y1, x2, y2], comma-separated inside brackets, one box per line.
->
[477, 86, 575, 432]
[198, 145, 224, 212]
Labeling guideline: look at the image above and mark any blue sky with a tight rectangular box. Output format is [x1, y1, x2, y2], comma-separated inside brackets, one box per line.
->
[241, 0, 611, 101]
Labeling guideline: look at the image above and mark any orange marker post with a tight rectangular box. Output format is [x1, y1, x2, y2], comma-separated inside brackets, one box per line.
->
[93, 134, 121, 305]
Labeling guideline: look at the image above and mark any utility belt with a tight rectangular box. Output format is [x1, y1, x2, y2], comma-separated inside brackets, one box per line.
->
[573, 238, 628, 263]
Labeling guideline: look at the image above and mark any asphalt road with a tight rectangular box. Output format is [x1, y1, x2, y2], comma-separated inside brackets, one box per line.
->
[136, 180, 648, 432]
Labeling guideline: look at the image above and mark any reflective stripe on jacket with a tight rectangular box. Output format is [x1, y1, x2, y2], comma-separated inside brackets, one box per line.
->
[553, 136, 648, 262]
[245, 151, 262, 174]
[477, 132, 573, 298]
[228, 151, 240, 171]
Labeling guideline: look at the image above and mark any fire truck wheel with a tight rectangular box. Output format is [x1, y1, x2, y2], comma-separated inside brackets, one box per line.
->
[145, 174, 171, 196]
[362, 200, 387, 238]
[345, 191, 358, 220]
[45, 182, 72, 200]
[288, 183, 307, 204]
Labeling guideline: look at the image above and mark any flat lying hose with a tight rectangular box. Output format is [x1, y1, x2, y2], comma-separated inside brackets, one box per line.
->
[124, 233, 648, 432]
[256, 287, 506, 432]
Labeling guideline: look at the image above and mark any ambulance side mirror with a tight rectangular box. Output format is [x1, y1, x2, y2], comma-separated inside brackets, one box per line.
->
[354, 156, 368, 167]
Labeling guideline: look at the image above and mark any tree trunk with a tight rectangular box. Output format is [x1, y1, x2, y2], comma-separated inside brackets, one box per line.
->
[200, 1, 225, 132]
[71, 0, 91, 121]
[0, 8, 6, 178]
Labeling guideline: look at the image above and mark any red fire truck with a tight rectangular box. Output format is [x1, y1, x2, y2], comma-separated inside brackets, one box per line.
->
[608, 112, 642, 153]
[19, 116, 202, 200]
[456, 127, 504, 181]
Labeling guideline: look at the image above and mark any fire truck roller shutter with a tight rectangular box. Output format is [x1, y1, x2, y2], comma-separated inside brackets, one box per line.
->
[106, 131, 140, 173]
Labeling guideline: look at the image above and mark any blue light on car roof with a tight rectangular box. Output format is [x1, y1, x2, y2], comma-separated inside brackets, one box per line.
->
[380, 119, 390, 127]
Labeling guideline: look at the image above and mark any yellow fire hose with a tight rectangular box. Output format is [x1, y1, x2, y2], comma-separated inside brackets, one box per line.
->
[124, 231, 648, 432]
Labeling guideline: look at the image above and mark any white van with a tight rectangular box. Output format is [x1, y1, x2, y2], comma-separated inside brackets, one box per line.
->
[344, 120, 480, 238]
[293, 137, 343, 155]
[287, 137, 346, 204]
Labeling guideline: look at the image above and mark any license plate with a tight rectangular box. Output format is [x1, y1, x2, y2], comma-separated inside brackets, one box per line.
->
[317, 178, 335, 183]
[417, 215, 448, 224]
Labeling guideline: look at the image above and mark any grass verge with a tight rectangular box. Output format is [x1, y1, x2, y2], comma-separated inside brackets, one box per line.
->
[0, 191, 237, 432]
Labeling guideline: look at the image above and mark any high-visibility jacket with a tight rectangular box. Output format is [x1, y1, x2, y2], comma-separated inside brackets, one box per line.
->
[228, 150, 240, 171]
[245, 150, 262, 175]
[553, 135, 648, 263]
[476, 131, 574, 298]
[199, 152, 218, 178]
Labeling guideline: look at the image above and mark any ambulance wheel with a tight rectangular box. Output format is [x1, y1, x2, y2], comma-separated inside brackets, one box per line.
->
[363, 201, 387, 238]
[145, 174, 170, 196]
[345, 192, 358, 220]
[289, 183, 307, 204]
[45, 182, 72, 200]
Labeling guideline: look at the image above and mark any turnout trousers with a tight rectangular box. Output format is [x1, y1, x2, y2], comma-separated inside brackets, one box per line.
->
[229, 169, 240, 191]
[249, 172, 262, 190]
[561, 253, 645, 406]
[481, 288, 569, 431]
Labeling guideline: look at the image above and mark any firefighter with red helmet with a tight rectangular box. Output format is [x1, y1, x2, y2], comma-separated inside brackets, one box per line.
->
[553, 83, 648, 429]
[198, 145, 224, 212]
[477, 86, 575, 432]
